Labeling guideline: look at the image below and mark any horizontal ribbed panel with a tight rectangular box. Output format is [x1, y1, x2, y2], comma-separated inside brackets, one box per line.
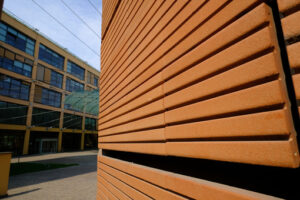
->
[99, 0, 300, 170]
[97, 155, 282, 200]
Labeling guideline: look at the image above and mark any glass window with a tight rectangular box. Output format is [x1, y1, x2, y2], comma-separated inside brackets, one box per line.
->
[67, 61, 85, 80]
[0, 101, 27, 125]
[66, 78, 84, 92]
[50, 70, 63, 88]
[0, 21, 35, 56]
[31, 107, 60, 128]
[0, 52, 32, 77]
[39, 88, 61, 108]
[85, 117, 97, 130]
[0, 74, 30, 100]
[94, 77, 98, 87]
[63, 113, 82, 129]
[38, 44, 64, 70]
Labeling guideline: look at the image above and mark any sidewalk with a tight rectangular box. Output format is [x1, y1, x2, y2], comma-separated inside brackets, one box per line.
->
[3, 150, 98, 200]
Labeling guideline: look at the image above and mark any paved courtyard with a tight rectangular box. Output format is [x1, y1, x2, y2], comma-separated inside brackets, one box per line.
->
[3, 150, 98, 200]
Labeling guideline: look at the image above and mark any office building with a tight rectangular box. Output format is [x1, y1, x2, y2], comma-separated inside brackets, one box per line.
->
[0, 10, 99, 155]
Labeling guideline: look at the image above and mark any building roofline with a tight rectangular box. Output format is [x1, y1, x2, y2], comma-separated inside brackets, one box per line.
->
[2, 9, 100, 73]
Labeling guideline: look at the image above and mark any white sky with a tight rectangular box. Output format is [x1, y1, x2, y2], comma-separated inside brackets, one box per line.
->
[3, 0, 102, 71]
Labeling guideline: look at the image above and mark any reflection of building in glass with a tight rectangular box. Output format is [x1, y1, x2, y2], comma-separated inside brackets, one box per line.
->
[0, 11, 99, 155]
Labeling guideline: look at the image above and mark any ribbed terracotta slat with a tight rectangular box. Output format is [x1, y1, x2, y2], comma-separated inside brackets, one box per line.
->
[99, 142, 166, 155]
[162, 3, 270, 81]
[164, 27, 273, 94]
[98, 181, 116, 200]
[101, 0, 132, 56]
[102, 0, 145, 63]
[99, 128, 165, 143]
[99, 169, 151, 200]
[102, 0, 155, 69]
[100, 0, 174, 83]
[292, 74, 300, 98]
[98, 175, 131, 200]
[166, 139, 298, 168]
[99, 72, 163, 117]
[287, 42, 300, 69]
[100, 0, 204, 94]
[99, 98, 164, 130]
[100, 0, 258, 105]
[277, 0, 300, 13]
[101, 0, 164, 78]
[99, 84, 164, 124]
[99, 163, 188, 200]
[164, 53, 278, 108]
[165, 81, 284, 124]
[99, 0, 187, 94]
[99, 155, 282, 200]
[165, 110, 289, 139]
[99, 113, 164, 136]
[281, 10, 300, 40]
[101, 0, 119, 39]
[99, 5, 300, 200]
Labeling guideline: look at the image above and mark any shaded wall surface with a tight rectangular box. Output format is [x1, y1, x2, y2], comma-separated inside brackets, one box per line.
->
[98, 0, 300, 199]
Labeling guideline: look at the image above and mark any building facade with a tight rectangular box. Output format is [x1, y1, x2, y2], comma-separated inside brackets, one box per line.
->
[0, 11, 99, 155]
[98, 0, 300, 199]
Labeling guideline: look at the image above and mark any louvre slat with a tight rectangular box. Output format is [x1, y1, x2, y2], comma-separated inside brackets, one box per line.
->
[99, 162, 187, 200]
[162, 3, 270, 81]
[277, 0, 300, 13]
[100, 0, 258, 106]
[287, 41, 300, 69]
[281, 10, 300, 40]
[99, 99, 164, 130]
[99, 84, 164, 124]
[165, 110, 289, 139]
[102, 0, 146, 63]
[101, 0, 166, 80]
[292, 73, 300, 98]
[98, 170, 151, 200]
[164, 53, 278, 108]
[98, 175, 131, 200]
[99, 155, 282, 200]
[99, 113, 165, 136]
[164, 27, 273, 94]
[165, 81, 283, 124]
[99, 143, 166, 156]
[99, 0, 188, 100]
[166, 139, 298, 167]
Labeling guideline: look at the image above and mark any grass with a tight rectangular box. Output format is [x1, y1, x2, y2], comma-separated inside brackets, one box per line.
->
[10, 162, 78, 176]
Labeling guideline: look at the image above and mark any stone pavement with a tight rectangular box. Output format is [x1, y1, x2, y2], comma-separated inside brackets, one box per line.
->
[3, 150, 98, 200]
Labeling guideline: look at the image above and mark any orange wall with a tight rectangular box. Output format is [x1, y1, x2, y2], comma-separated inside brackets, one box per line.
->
[98, 0, 300, 199]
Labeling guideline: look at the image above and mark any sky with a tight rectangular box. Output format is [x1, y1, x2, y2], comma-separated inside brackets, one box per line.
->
[3, 0, 102, 71]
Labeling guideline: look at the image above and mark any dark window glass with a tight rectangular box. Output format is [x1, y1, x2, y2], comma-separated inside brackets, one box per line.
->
[0, 56, 32, 77]
[0, 74, 30, 100]
[50, 70, 63, 88]
[31, 107, 60, 128]
[66, 78, 84, 92]
[39, 88, 61, 108]
[67, 61, 85, 80]
[85, 117, 97, 130]
[0, 101, 27, 125]
[63, 113, 82, 130]
[94, 77, 98, 87]
[0, 21, 35, 55]
[38, 44, 64, 70]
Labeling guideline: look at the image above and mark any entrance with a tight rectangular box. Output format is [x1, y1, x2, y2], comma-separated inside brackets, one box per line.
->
[36, 138, 57, 154]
